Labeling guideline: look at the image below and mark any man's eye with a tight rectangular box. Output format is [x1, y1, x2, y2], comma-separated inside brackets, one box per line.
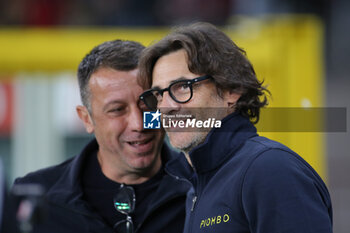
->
[138, 101, 148, 110]
[172, 82, 190, 92]
[154, 91, 161, 98]
[181, 84, 190, 89]
[109, 107, 124, 113]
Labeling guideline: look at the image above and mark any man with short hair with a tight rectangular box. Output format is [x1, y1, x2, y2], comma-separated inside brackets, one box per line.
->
[13, 39, 192, 233]
[138, 22, 333, 233]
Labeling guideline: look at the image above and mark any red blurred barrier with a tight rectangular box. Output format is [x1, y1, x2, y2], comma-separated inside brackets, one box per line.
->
[0, 82, 13, 134]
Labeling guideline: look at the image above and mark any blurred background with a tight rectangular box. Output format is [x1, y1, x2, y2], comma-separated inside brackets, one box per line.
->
[0, 0, 349, 232]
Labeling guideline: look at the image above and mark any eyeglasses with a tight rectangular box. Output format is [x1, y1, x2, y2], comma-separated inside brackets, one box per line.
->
[139, 75, 212, 111]
[113, 184, 135, 233]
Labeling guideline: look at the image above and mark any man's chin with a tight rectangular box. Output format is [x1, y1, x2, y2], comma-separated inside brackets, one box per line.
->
[168, 131, 207, 153]
[168, 132, 192, 152]
[128, 153, 160, 173]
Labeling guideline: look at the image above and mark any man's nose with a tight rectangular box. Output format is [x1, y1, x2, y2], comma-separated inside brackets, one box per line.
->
[158, 92, 180, 114]
[128, 106, 144, 132]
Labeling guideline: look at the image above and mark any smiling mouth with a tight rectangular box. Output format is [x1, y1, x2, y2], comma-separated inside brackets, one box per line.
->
[127, 137, 153, 145]
[126, 137, 155, 154]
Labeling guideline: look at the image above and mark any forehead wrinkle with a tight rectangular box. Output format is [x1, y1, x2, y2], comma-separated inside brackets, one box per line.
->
[90, 75, 129, 91]
[151, 76, 189, 89]
[89, 67, 139, 90]
[89, 68, 141, 110]
[152, 50, 192, 89]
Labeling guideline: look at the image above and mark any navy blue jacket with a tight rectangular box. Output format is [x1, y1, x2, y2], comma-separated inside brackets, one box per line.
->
[14, 139, 192, 233]
[183, 113, 332, 233]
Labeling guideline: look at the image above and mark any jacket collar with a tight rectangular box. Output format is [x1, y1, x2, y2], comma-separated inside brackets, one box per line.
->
[189, 113, 258, 174]
[46, 139, 97, 211]
[163, 143, 194, 181]
[46, 138, 191, 210]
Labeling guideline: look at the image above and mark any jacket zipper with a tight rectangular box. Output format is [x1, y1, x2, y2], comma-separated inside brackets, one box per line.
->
[191, 196, 197, 211]
[187, 175, 203, 233]
[165, 165, 202, 233]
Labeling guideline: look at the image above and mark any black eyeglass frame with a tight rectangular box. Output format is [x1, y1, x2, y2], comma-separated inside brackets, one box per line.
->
[139, 75, 212, 110]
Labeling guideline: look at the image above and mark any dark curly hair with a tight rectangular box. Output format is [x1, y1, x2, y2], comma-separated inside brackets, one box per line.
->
[138, 22, 269, 123]
[77, 40, 145, 112]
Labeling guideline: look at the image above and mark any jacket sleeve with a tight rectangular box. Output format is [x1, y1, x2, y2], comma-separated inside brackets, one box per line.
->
[241, 148, 332, 233]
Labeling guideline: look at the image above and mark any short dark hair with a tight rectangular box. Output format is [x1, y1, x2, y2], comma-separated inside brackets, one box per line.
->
[138, 22, 269, 123]
[77, 40, 145, 111]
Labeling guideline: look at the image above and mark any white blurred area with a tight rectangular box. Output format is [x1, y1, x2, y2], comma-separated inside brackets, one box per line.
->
[0, 74, 91, 182]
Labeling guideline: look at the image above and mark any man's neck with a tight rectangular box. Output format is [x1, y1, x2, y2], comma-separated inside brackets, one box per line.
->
[97, 150, 162, 185]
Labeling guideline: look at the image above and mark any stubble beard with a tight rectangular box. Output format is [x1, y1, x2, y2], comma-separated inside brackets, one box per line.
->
[169, 131, 208, 154]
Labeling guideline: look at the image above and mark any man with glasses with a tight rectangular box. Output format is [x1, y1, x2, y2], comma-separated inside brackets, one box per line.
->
[13, 40, 192, 233]
[138, 22, 333, 233]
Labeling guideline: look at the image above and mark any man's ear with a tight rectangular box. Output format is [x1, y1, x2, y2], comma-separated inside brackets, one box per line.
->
[224, 91, 241, 109]
[76, 105, 94, 134]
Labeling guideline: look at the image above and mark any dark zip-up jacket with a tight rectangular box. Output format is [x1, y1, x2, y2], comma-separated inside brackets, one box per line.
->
[183, 113, 332, 233]
[14, 139, 192, 233]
